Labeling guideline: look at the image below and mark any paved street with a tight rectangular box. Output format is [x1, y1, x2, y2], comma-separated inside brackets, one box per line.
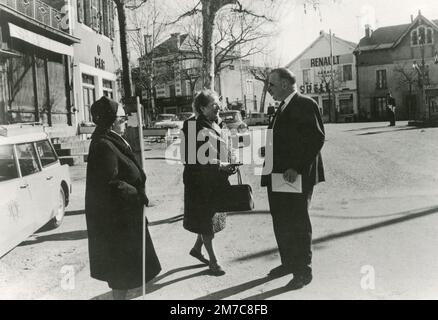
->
[1, 121, 438, 300]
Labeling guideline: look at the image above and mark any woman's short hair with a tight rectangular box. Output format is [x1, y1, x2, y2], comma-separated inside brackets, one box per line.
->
[193, 89, 218, 114]
[271, 68, 297, 85]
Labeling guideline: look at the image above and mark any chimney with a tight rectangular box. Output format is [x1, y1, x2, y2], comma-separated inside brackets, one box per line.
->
[171, 33, 181, 50]
[411, 14, 414, 22]
[319, 30, 325, 36]
[365, 24, 373, 38]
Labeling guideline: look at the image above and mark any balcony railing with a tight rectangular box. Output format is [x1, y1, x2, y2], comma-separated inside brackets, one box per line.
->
[0, 0, 67, 34]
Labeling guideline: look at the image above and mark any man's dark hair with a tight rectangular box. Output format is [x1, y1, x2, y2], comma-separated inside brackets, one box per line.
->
[271, 68, 297, 85]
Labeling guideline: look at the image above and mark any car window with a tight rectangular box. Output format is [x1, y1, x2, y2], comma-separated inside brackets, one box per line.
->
[0, 145, 19, 182]
[35, 140, 58, 167]
[16, 143, 41, 177]
[220, 112, 241, 122]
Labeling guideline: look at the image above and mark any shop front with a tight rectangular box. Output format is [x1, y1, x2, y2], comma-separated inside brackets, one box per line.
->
[0, 2, 79, 126]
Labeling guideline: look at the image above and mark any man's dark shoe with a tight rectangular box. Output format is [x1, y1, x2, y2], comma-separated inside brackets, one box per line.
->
[285, 274, 312, 290]
[267, 265, 293, 278]
[190, 248, 209, 265]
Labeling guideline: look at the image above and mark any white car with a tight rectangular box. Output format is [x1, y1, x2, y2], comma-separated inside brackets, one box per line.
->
[0, 124, 71, 258]
[244, 112, 269, 126]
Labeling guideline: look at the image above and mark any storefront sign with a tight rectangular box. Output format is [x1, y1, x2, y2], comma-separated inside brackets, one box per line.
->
[299, 82, 330, 94]
[94, 45, 105, 70]
[310, 55, 340, 68]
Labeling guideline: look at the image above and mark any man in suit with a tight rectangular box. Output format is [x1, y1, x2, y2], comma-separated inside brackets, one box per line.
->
[261, 68, 325, 290]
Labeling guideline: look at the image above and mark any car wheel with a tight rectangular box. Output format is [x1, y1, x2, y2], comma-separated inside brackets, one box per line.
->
[49, 188, 66, 229]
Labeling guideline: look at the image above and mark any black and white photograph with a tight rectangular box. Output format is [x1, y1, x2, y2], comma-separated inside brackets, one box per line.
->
[0, 0, 438, 303]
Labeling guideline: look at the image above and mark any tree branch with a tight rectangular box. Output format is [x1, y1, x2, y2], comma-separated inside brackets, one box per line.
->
[166, 0, 202, 25]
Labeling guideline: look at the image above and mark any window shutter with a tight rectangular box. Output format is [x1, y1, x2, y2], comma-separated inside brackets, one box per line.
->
[77, 0, 84, 23]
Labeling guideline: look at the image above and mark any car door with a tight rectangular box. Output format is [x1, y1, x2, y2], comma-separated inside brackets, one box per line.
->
[15, 142, 47, 230]
[0, 144, 34, 257]
[35, 139, 59, 222]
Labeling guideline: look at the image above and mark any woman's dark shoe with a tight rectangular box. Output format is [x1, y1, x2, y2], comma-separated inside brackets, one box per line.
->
[189, 249, 209, 265]
[209, 263, 226, 276]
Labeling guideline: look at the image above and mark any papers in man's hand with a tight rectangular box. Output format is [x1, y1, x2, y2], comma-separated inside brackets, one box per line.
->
[272, 173, 302, 193]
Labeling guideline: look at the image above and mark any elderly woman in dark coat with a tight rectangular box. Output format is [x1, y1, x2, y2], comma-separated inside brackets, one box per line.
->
[181, 89, 238, 276]
[85, 96, 161, 300]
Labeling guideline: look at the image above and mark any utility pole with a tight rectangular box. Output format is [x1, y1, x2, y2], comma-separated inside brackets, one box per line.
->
[329, 29, 336, 123]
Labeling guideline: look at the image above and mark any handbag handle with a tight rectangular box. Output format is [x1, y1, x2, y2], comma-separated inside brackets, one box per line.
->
[236, 167, 242, 185]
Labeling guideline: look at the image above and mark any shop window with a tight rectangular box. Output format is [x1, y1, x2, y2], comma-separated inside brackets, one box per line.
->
[339, 96, 353, 115]
[342, 64, 353, 82]
[103, 79, 114, 99]
[376, 70, 387, 89]
[82, 74, 95, 85]
[82, 74, 96, 122]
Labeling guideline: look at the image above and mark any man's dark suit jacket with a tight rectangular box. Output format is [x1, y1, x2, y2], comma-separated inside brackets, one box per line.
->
[261, 93, 325, 192]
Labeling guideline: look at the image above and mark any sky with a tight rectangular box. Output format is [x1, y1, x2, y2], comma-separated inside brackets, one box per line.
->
[273, 0, 438, 66]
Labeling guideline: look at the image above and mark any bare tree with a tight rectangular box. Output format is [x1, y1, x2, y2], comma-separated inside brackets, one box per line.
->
[113, 0, 150, 100]
[127, 0, 167, 119]
[247, 66, 270, 113]
[169, 0, 331, 90]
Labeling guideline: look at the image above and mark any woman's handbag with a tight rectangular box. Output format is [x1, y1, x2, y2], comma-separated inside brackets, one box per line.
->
[216, 167, 254, 212]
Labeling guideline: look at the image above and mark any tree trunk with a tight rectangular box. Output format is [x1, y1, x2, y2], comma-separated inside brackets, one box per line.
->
[115, 0, 132, 99]
[259, 81, 268, 113]
[201, 0, 236, 90]
[201, 0, 216, 90]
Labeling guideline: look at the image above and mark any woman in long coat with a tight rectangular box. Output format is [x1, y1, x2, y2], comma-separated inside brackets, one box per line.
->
[181, 90, 237, 276]
[85, 96, 161, 299]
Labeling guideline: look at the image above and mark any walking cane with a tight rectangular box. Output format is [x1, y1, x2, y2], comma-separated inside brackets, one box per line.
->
[135, 97, 147, 300]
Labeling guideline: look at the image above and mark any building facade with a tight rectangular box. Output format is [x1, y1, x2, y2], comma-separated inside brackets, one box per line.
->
[0, 0, 78, 129]
[71, 0, 118, 127]
[286, 31, 358, 123]
[355, 13, 438, 122]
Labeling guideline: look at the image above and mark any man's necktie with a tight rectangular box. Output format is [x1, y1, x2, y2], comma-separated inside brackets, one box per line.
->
[271, 100, 285, 129]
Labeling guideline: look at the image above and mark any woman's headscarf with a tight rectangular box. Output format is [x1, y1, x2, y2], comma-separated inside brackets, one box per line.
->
[90, 96, 120, 128]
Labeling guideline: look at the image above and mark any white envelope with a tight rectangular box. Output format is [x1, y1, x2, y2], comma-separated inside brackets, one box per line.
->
[271, 173, 302, 193]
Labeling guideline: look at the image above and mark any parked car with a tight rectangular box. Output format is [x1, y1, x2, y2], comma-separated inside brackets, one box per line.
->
[152, 113, 179, 129]
[0, 124, 71, 258]
[244, 112, 270, 126]
[219, 110, 250, 147]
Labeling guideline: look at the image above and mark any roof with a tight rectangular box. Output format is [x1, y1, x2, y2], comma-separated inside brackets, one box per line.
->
[153, 33, 191, 55]
[286, 32, 357, 68]
[357, 15, 438, 52]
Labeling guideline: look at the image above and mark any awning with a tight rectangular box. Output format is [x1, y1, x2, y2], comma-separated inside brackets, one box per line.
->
[8, 23, 74, 56]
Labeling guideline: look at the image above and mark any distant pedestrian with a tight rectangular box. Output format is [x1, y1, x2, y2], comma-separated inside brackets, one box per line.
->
[180, 89, 238, 276]
[262, 68, 325, 290]
[85, 96, 161, 300]
[387, 92, 396, 126]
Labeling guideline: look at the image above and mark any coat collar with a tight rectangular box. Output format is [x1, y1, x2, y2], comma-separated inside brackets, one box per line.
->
[197, 113, 223, 136]
[92, 127, 145, 180]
